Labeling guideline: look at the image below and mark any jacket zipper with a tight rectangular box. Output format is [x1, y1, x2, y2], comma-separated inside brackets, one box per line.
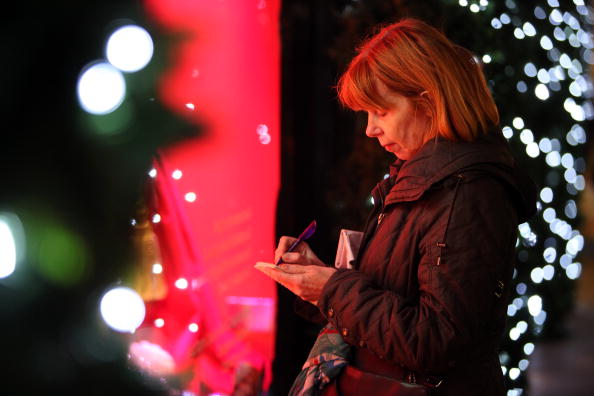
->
[436, 174, 464, 266]
[376, 180, 387, 226]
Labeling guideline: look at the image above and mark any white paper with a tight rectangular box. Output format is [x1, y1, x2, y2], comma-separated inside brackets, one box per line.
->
[255, 261, 290, 272]
[334, 229, 363, 269]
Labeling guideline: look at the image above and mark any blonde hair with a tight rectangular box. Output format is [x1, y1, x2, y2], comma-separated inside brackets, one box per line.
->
[337, 18, 499, 141]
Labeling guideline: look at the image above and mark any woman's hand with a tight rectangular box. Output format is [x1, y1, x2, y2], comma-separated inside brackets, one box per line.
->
[255, 236, 337, 305]
[255, 263, 337, 306]
[274, 236, 325, 266]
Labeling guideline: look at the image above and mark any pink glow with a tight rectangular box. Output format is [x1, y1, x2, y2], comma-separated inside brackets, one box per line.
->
[139, 0, 280, 393]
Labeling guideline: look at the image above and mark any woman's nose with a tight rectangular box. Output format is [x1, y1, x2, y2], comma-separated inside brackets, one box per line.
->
[366, 118, 381, 137]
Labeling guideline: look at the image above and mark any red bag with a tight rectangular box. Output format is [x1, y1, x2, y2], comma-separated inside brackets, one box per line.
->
[323, 366, 428, 396]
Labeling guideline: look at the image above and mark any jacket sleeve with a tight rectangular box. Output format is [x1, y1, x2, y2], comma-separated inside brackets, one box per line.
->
[316, 176, 519, 374]
[294, 297, 327, 324]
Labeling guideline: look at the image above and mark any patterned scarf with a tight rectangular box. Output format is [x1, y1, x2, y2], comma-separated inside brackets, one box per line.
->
[288, 324, 351, 396]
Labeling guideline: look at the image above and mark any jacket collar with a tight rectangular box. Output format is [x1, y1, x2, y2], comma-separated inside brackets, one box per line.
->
[372, 131, 536, 224]
[387, 130, 523, 199]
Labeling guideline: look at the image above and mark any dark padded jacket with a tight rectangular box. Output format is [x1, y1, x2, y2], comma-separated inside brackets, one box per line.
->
[311, 132, 536, 395]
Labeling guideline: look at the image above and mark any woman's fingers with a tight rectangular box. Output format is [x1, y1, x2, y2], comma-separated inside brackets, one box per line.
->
[277, 264, 307, 273]
[254, 263, 336, 305]
[254, 263, 300, 292]
[274, 236, 298, 263]
[280, 252, 302, 263]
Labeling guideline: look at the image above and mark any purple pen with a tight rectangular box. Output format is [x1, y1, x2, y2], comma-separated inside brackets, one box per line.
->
[276, 220, 317, 265]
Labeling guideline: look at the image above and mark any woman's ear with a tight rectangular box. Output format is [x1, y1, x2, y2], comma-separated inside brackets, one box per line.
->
[417, 91, 434, 117]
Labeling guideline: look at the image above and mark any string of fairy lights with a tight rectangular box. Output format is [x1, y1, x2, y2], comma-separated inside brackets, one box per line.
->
[454, 0, 591, 394]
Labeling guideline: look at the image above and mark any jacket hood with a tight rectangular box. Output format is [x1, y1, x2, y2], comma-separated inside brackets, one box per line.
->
[384, 131, 537, 223]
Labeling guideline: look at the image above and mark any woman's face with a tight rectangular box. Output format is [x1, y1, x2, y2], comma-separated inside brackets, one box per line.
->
[365, 85, 431, 160]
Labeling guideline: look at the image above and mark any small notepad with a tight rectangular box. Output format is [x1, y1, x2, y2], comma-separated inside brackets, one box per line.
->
[255, 261, 290, 272]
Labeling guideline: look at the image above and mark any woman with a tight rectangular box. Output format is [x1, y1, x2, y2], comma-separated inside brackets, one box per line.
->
[257, 18, 536, 395]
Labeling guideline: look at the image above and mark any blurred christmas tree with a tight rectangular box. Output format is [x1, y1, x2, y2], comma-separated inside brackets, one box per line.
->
[0, 1, 196, 394]
[277, 0, 592, 394]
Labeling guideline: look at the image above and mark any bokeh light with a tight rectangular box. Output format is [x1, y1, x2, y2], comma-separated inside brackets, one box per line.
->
[100, 286, 146, 333]
[77, 62, 126, 115]
[172, 169, 183, 180]
[0, 215, 18, 279]
[152, 263, 163, 274]
[185, 192, 197, 202]
[35, 221, 89, 286]
[175, 278, 188, 289]
[528, 295, 543, 316]
[106, 25, 153, 72]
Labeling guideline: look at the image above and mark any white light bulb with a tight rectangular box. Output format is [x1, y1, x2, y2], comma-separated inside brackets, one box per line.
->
[543, 207, 556, 223]
[540, 35, 553, 50]
[256, 124, 269, 135]
[530, 267, 544, 284]
[543, 265, 555, 280]
[537, 69, 551, 84]
[535, 84, 550, 100]
[526, 142, 539, 158]
[566, 235, 584, 256]
[175, 278, 188, 289]
[152, 263, 163, 274]
[520, 129, 534, 144]
[559, 53, 573, 68]
[523, 343, 535, 355]
[516, 321, 528, 333]
[77, 62, 126, 115]
[509, 327, 521, 341]
[539, 138, 552, 153]
[534, 7, 547, 20]
[566, 262, 582, 279]
[106, 25, 154, 72]
[550, 9, 563, 25]
[575, 175, 586, 191]
[527, 295, 543, 316]
[523, 22, 537, 37]
[512, 117, 525, 129]
[502, 126, 513, 139]
[100, 287, 146, 333]
[507, 305, 517, 316]
[543, 247, 557, 263]
[185, 192, 197, 202]
[514, 28, 526, 40]
[172, 170, 183, 180]
[0, 219, 17, 279]
[539, 187, 553, 203]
